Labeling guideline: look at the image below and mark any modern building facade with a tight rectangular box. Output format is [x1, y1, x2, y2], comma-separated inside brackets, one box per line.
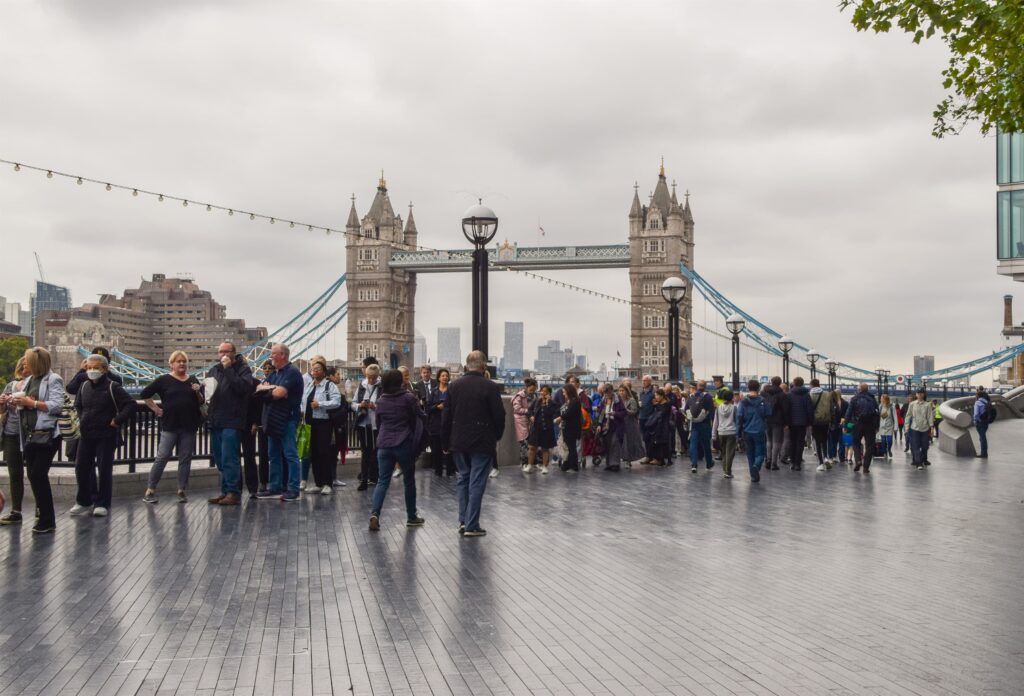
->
[413, 332, 428, 367]
[913, 355, 935, 375]
[629, 162, 694, 381]
[534, 339, 574, 377]
[345, 175, 417, 369]
[997, 130, 1024, 281]
[437, 327, 462, 365]
[30, 281, 71, 336]
[502, 321, 524, 371]
[37, 274, 265, 369]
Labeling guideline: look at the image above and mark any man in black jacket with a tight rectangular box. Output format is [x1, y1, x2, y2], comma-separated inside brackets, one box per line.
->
[206, 342, 254, 505]
[787, 376, 814, 471]
[843, 383, 879, 472]
[441, 350, 505, 537]
[412, 365, 438, 408]
[763, 377, 789, 471]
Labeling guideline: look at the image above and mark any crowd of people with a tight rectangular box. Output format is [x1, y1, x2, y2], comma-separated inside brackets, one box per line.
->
[0, 344, 997, 536]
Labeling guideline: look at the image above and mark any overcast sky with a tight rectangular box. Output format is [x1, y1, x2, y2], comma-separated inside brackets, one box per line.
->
[0, 1, 1011, 380]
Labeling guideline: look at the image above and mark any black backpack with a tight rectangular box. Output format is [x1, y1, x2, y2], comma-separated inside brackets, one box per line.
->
[983, 398, 997, 424]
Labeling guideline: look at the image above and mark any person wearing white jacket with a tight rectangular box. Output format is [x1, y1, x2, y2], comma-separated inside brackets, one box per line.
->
[712, 390, 738, 479]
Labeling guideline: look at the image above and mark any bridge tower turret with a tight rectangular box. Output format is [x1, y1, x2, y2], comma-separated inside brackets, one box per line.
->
[628, 160, 694, 381]
[345, 173, 416, 369]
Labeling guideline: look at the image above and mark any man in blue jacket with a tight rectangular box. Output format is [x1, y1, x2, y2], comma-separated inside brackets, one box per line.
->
[737, 380, 768, 482]
[685, 380, 715, 473]
[973, 386, 991, 458]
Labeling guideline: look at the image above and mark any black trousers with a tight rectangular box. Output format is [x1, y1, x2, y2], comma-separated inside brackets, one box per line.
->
[309, 420, 335, 487]
[358, 426, 378, 483]
[242, 427, 270, 494]
[2, 433, 25, 512]
[852, 425, 877, 468]
[789, 425, 808, 465]
[811, 424, 829, 464]
[427, 433, 454, 475]
[25, 439, 57, 527]
[76, 435, 117, 508]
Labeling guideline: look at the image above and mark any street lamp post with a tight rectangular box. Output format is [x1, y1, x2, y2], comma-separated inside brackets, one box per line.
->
[875, 368, 886, 397]
[661, 277, 688, 382]
[882, 369, 890, 394]
[461, 202, 499, 357]
[806, 349, 820, 382]
[778, 336, 794, 384]
[825, 359, 838, 392]
[942, 379, 949, 401]
[726, 312, 746, 392]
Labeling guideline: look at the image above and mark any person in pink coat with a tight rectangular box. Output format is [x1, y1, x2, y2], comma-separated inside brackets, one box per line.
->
[512, 378, 538, 471]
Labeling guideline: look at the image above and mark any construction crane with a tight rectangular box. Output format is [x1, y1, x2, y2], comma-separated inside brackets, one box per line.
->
[33, 251, 45, 282]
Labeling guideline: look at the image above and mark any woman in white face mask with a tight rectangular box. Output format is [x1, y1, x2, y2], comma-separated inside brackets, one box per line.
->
[69, 355, 136, 518]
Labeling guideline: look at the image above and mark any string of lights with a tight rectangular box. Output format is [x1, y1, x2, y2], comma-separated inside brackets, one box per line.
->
[1, 156, 771, 356]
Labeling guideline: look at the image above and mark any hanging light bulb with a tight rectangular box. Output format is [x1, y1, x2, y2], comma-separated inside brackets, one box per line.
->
[46, 171, 53, 178]
[158, 194, 164, 202]
[228, 209, 234, 215]
[76, 177, 83, 185]
[206, 204, 211, 212]
[132, 189, 138, 196]
[269, 218, 275, 224]
[13, 163, 20, 171]
[105, 183, 111, 191]
[249, 213, 255, 220]
[308, 225, 312, 231]
[182, 200, 188, 207]
[289, 222, 294, 228]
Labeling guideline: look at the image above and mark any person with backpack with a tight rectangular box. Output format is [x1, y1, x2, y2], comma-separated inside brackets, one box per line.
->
[711, 388, 737, 478]
[809, 379, 833, 472]
[842, 383, 879, 472]
[787, 377, 814, 471]
[736, 380, 768, 482]
[140, 351, 205, 504]
[826, 390, 846, 466]
[878, 394, 897, 460]
[69, 354, 136, 518]
[556, 384, 583, 472]
[762, 376, 788, 471]
[300, 360, 342, 495]
[973, 387, 993, 458]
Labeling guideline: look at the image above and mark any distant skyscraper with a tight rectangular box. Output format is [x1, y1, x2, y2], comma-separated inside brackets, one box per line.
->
[414, 332, 428, 366]
[575, 355, 587, 370]
[503, 322, 524, 371]
[533, 339, 574, 376]
[913, 355, 935, 374]
[30, 281, 71, 336]
[437, 327, 462, 364]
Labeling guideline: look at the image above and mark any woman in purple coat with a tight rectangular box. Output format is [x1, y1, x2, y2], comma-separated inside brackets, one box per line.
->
[369, 369, 425, 532]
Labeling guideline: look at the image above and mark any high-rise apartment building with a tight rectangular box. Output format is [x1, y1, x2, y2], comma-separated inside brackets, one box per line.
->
[437, 327, 462, 365]
[30, 281, 71, 336]
[913, 355, 935, 375]
[502, 322, 524, 371]
[414, 333, 428, 367]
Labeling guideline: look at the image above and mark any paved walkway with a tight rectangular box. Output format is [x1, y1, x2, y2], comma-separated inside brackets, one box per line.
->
[0, 426, 1022, 696]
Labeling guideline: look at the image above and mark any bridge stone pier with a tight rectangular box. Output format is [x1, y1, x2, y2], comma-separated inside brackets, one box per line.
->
[346, 164, 695, 379]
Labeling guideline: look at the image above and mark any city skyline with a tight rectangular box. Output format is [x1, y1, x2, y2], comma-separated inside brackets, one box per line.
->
[0, 2, 1013, 379]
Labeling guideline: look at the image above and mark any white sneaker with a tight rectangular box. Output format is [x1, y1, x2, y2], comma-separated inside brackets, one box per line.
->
[393, 469, 403, 479]
[540, 465, 549, 475]
[304, 482, 319, 492]
[92, 507, 108, 517]
[320, 485, 332, 495]
[69, 504, 91, 516]
[489, 468, 499, 478]
[816, 464, 826, 472]
[299, 480, 308, 493]
[332, 479, 347, 488]
[522, 465, 535, 473]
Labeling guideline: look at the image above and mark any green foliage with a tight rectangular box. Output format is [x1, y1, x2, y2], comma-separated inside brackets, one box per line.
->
[839, 1, 1024, 137]
[0, 336, 29, 388]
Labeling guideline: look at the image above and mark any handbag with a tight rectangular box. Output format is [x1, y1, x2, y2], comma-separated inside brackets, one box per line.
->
[296, 422, 312, 460]
[554, 433, 570, 461]
[25, 429, 54, 449]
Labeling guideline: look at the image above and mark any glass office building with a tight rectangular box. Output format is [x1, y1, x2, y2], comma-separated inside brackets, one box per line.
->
[997, 130, 1024, 279]
[30, 281, 72, 336]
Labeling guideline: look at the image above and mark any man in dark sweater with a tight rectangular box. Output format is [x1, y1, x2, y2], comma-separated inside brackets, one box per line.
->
[787, 376, 814, 471]
[206, 342, 254, 505]
[441, 350, 505, 537]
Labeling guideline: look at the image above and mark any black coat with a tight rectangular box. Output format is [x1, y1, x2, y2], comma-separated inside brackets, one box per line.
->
[763, 385, 790, 426]
[206, 355, 254, 430]
[441, 371, 506, 454]
[413, 379, 438, 408]
[787, 386, 815, 427]
[74, 374, 136, 439]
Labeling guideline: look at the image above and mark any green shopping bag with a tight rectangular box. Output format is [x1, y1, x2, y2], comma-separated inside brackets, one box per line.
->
[297, 422, 312, 460]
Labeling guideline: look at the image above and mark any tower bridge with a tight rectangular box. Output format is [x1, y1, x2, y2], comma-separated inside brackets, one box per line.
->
[346, 163, 695, 375]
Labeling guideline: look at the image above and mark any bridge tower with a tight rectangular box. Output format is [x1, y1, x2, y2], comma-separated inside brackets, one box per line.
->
[345, 174, 417, 369]
[628, 161, 694, 381]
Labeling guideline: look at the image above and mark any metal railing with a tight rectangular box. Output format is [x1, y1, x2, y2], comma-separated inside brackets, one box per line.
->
[32, 403, 362, 472]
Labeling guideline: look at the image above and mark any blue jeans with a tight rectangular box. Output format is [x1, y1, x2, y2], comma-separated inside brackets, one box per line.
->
[210, 428, 242, 495]
[371, 440, 417, 519]
[742, 431, 766, 480]
[880, 434, 893, 456]
[908, 429, 930, 465]
[689, 421, 713, 468]
[454, 451, 493, 531]
[975, 421, 988, 457]
[827, 428, 841, 459]
[268, 419, 301, 494]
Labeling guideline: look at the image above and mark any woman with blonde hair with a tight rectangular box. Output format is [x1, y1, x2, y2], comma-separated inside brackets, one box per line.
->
[140, 351, 205, 504]
[352, 363, 382, 490]
[13, 347, 66, 534]
[0, 358, 29, 525]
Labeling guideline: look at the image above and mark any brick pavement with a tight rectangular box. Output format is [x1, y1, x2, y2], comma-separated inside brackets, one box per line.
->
[0, 426, 1021, 695]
